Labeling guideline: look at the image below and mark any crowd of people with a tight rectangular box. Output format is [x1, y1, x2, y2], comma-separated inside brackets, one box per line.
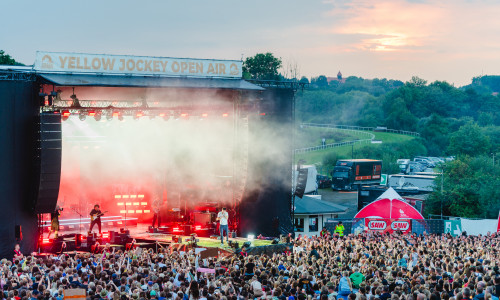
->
[1, 231, 500, 300]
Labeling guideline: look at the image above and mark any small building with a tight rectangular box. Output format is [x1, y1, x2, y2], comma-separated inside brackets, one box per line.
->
[293, 195, 348, 236]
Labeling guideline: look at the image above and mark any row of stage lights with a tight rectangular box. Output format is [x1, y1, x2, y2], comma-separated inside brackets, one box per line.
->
[61, 110, 232, 121]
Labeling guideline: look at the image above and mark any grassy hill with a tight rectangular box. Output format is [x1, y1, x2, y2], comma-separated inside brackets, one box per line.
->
[295, 129, 416, 167]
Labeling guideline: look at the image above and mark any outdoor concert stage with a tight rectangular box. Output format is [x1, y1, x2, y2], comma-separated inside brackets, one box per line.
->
[37, 223, 274, 256]
[0, 51, 296, 259]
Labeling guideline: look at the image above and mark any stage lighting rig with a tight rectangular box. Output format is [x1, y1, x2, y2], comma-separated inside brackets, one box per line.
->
[79, 111, 86, 121]
[94, 111, 102, 121]
[70, 87, 81, 108]
[134, 111, 144, 120]
[38, 92, 48, 106]
[47, 91, 57, 106]
[159, 112, 170, 121]
[62, 110, 70, 121]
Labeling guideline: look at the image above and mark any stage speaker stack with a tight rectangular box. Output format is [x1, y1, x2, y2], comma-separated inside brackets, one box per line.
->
[182, 225, 192, 235]
[110, 231, 121, 244]
[294, 168, 309, 199]
[75, 234, 82, 247]
[34, 112, 62, 213]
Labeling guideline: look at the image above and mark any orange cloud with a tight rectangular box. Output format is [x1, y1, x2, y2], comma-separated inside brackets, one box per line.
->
[326, 0, 446, 52]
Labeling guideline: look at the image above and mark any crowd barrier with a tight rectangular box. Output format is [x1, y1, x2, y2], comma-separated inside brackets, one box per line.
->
[324, 218, 498, 236]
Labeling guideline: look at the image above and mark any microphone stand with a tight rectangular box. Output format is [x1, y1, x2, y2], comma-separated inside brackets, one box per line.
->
[124, 202, 128, 231]
[70, 207, 84, 235]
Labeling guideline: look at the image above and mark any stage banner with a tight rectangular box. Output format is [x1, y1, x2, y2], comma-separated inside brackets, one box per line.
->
[365, 218, 412, 234]
[34, 51, 242, 78]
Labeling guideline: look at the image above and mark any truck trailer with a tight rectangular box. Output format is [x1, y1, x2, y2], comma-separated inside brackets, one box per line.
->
[331, 159, 382, 191]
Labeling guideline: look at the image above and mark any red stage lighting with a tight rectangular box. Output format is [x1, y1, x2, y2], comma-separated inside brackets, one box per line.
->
[201, 113, 208, 118]
[222, 113, 229, 117]
[173, 227, 181, 233]
[112, 111, 119, 117]
[88, 111, 96, 117]
[159, 112, 166, 117]
[195, 225, 201, 231]
[136, 111, 143, 118]
[102, 232, 110, 239]
[62, 110, 70, 117]
[41, 238, 50, 244]
[260, 112, 266, 116]
[180, 113, 188, 118]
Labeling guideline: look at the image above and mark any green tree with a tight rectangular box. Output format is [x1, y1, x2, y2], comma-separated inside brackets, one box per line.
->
[425, 156, 500, 218]
[0, 50, 23, 65]
[299, 76, 309, 84]
[448, 122, 491, 156]
[242, 53, 282, 80]
[315, 75, 328, 88]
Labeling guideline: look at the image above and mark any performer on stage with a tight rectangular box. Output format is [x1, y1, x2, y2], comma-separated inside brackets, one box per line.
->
[216, 207, 229, 246]
[48, 205, 62, 239]
[89, 204, 104, 235]
[152, 197, 162, 228]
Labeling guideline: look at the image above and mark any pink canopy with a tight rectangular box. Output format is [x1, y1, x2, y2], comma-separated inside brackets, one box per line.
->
[354, 188, 424, 220]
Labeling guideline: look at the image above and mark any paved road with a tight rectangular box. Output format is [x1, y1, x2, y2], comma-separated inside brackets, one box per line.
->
[317, 188, 358, 219]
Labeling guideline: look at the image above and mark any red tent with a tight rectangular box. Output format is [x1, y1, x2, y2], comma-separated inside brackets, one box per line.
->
[497, 210, 500, 233]
[354, 188, 424, 220]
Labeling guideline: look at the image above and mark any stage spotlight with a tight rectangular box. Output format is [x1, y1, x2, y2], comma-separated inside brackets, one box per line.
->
[112, 111, 120, 118]
[200, 113, 208, 120]
[79, 111, 86, 121]
[247, 234, 255, 241]
[134, 111, 143, 120]
[94, 111, 102, 121]
[180, 112, 189, 120]
[222, 113, 229, 118]
[62, 110, 70, 121]
[38, 92, 48, 106]
[88, 110, 96, 117]
[159, 112, 170, 121]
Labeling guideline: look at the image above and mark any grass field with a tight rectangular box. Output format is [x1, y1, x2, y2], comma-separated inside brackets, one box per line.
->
[295, 129, 415, 165]
[295, 127, 373, 148]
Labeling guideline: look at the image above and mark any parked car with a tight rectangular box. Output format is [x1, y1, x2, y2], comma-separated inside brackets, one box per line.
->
[413, 157, 436, 168]
[316, 174, 332, 189]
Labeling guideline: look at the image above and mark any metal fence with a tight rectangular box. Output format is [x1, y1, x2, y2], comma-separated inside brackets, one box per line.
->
[294, 123, 420, 154]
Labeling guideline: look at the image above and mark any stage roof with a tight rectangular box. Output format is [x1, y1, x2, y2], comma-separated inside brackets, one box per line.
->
[294, 195, 348, 215]
[38, 73, 264, 91]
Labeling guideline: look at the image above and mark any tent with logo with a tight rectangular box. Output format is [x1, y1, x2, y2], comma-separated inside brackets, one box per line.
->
[354, 188, 424, 220]
[497, 210, 500, 233]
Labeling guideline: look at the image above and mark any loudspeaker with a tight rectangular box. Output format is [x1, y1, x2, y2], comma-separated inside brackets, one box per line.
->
[294, 168, 309, 198]
[15, 225, 22, 240]
[182, 225, 192, 235]
[75, 234, 82, 247]
[34, 112, 62, 213]
[110, 231, 120, 243]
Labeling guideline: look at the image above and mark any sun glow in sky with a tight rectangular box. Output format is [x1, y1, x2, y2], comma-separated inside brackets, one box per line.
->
[1, 0, 500, 85]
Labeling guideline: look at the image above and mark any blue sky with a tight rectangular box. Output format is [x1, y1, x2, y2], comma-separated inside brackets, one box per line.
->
[2, 0, 500, 86]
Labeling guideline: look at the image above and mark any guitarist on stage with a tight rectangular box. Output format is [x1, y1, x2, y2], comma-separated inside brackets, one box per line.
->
[89, 204, 104, 235]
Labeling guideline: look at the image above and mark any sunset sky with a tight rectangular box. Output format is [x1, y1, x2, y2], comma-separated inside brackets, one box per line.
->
[1, 0, 500, 86]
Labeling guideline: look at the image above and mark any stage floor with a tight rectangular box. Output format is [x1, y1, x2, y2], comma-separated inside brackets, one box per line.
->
[53, 223, 273, 249]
